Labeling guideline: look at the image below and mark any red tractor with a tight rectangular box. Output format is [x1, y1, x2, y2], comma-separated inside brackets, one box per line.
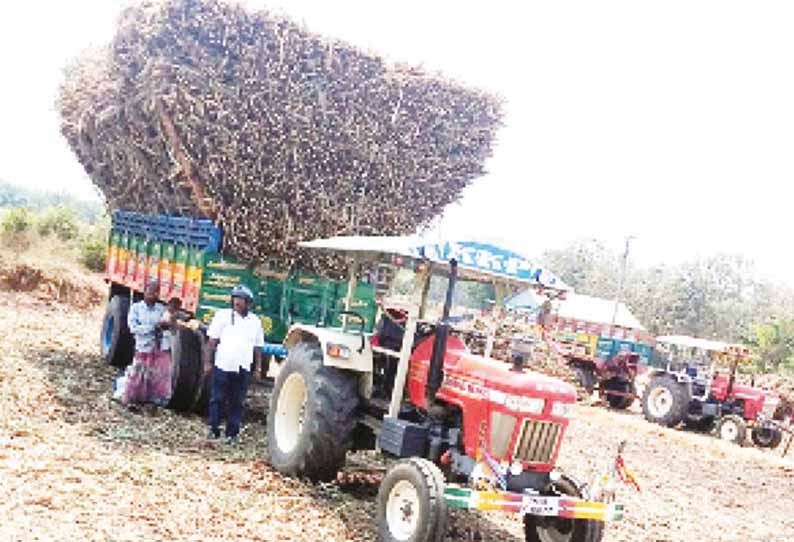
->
[640, 335, 785, 447]
[266, 238, 634, 542]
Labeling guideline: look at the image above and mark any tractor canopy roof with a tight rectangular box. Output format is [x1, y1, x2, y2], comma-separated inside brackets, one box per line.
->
[298, 236, 571, 294]
[656, 335, 753, 365]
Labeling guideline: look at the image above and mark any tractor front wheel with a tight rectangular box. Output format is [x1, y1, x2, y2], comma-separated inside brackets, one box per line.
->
[716, 415, 747, 445]
[524, 476, 603, 542]
[751, 424, 783, 449]
[266, 341, 359, 482]
[376, 458, 448, 542]
[641, 375, 689, 427]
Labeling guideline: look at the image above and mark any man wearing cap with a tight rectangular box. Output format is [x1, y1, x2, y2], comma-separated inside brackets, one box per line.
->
[204, 284, 265, 443]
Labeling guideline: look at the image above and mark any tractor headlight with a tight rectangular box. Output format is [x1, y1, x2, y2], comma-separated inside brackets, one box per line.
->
[505, 395, 545, 415]
[489, 411, 518, 457]
[551, 402, 574, 419]
[326, 343, 351, 359]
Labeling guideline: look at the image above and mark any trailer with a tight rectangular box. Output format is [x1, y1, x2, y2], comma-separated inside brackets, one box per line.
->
[100, 210, 378, 412]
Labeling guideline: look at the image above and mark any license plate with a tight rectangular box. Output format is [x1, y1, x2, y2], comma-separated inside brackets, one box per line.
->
[521, 496, 561, 516]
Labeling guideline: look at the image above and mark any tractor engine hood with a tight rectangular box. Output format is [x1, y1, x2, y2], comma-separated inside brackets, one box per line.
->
[445, 347, 577, 404]
[712, 375, 780, 403]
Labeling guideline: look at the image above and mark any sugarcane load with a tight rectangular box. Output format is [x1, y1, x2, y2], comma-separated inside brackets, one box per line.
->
[56, 0, 504, 268]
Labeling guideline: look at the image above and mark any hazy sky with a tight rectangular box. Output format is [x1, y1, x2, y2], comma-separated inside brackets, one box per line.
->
[1, 1, 792, 283]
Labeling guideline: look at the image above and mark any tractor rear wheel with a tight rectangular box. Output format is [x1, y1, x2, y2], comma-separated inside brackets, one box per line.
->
[641, 375, 689, 427]
[266, 341, 359, 482]
[716, 415, 747, 445]
[751, 424, 783, 449]
[602, 378, 634, 410]
[524, 476, 603, 542]
[376, 458, 448, 542]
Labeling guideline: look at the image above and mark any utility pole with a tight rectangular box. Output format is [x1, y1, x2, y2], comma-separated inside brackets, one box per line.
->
[611, 236, 636, 327]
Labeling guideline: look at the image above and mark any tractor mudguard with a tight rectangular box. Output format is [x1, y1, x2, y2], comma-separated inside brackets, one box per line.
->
[284, 324, 374, 374]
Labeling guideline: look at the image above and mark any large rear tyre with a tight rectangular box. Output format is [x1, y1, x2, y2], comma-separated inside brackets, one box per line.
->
[602, 378, 634, 410]
[751, 423, 782, 449]
[266, 341, 359, 482]
[168, 327, 203, 412]
[376, 458, 448, 542]
[524, 476, 603, 542]
[100, 295, 134, 368]
[716, 414, 747, 445]
[641, 375, 689, 427]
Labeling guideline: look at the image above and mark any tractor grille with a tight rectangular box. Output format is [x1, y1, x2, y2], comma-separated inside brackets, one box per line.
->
[513, 419, 562, 464]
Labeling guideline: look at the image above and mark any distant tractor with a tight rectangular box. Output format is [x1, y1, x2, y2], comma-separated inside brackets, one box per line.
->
[640, 335, 784, 448]
[549, 318, 654, 410]
[266, 237, 633, 542]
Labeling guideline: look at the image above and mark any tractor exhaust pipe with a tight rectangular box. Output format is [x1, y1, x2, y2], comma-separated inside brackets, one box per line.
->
[427, 259, 457, 405]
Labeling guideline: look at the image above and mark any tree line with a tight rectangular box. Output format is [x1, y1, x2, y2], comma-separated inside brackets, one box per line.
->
[542, 239, 794, 373]
[0, 180, 103, 223]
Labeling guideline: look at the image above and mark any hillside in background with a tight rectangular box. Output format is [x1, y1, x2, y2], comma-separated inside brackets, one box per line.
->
[0, 180, 103, 223]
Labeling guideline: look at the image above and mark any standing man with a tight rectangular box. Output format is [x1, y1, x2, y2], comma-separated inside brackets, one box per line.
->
[124, 279, 174, 408]
[204, 284, 264, 444]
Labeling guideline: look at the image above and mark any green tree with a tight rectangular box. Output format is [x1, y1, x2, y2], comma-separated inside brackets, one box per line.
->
[743, 319, 794, 373]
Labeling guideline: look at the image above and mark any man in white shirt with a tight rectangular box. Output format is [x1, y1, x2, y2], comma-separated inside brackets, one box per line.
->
[204, 284, 265, 443]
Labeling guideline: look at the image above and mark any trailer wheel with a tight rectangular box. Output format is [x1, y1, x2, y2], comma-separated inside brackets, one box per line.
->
[168, 327, 203, 412]
[716, 414, 747, 445]
[376, 458, 448, 542]
[602, 378, 634, 410]
[751, 424, 783, 449]
[191, 331, 210, 416]
[266, 341, 359, 482]
[524, 476, 603, 542]
[574, 365, 596, 395]
[641, 375, 689, 427]
[100, 295, 134, 368]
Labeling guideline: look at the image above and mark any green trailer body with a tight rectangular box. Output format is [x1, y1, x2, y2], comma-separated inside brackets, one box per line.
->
[106, 211, 379, 350]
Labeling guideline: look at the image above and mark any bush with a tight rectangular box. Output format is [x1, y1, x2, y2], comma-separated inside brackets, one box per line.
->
[79, 218, 110, 272]
[1, 207, 34, 234]
[80, 236, 106, 272]
[37, 206, 80, 241]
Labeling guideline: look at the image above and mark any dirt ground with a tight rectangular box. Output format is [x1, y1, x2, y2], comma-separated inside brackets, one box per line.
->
[1, 290, 793, 542]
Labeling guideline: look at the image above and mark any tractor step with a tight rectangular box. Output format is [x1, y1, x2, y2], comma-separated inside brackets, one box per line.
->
[377, 417, 429, 457]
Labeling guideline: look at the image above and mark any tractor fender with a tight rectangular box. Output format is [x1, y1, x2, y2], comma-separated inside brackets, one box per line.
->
[647, 369, 691, 386]
[284, 324, 374, 374]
